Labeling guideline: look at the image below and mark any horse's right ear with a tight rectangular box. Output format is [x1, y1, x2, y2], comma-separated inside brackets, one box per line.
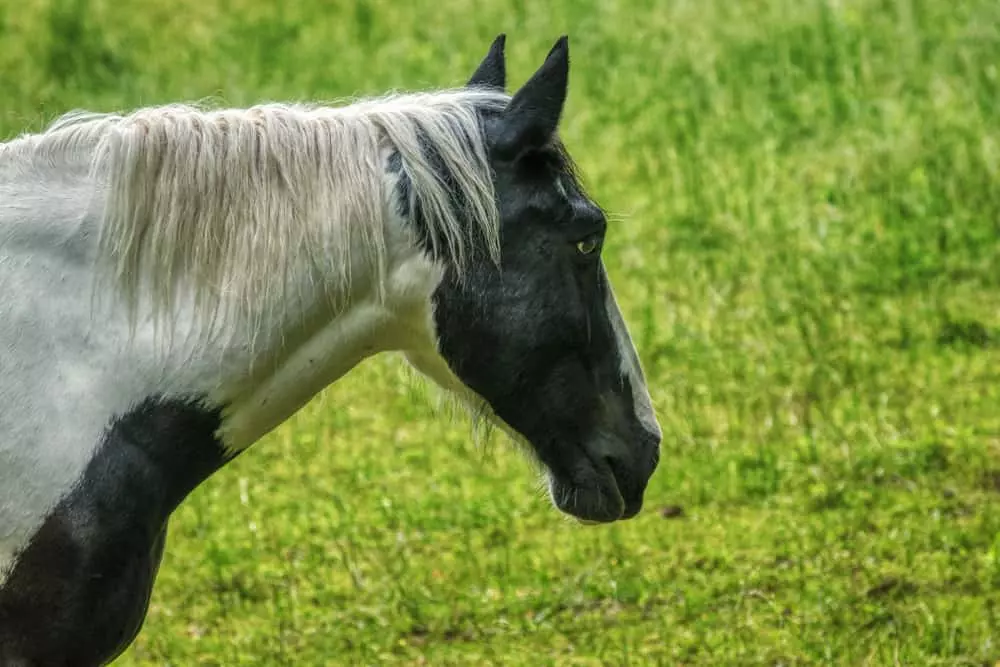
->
[467, 34, 507, 90]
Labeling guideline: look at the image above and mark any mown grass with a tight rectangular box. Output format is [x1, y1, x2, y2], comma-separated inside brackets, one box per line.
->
[2, 0, 999, 664]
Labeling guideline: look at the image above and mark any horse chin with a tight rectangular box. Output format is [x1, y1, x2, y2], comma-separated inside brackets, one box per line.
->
[546, 467, 626, 524]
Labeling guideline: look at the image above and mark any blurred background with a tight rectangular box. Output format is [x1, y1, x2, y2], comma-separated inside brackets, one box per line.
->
[2, 0, 999, 664]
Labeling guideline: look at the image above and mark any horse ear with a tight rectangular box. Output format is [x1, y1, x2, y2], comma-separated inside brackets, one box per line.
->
[467, 34, 507, 90]
[493, 36, 569, 161]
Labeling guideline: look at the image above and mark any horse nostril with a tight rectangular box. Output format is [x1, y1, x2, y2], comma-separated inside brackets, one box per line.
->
[601, 454, 625, 481]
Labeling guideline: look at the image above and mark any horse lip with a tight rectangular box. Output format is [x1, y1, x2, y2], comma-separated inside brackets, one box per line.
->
[550, 458, 625, 523]
[603, 453, 650, 521]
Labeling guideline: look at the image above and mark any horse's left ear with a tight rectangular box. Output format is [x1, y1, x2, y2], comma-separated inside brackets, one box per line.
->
[493, 35, 569, 161]
[467, 34, 507, 90]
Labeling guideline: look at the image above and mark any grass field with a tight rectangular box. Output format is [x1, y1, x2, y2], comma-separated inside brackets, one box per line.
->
[3, 0, 1000, 664]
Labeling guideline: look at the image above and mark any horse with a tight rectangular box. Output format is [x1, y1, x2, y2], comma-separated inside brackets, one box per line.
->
[0, 34, 661, 665]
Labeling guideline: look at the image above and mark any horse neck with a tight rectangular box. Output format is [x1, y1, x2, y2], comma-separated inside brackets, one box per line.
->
[180, 220, 448, 455]
[2, 124, 449, 457]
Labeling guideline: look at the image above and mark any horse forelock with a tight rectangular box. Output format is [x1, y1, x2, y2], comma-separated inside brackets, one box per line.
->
[25, 89, 510, 336]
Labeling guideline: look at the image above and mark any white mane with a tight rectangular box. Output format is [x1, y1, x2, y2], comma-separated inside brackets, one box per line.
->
[10, 88, 510, 331]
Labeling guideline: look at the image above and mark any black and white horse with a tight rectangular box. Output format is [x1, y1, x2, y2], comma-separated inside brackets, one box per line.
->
[0, 35, 660, 665]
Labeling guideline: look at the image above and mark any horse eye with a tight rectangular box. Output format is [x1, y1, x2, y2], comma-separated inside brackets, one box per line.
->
[576, 235, 601, 255]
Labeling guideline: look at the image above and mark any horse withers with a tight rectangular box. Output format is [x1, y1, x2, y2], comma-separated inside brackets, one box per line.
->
[0, 35, 660, 665]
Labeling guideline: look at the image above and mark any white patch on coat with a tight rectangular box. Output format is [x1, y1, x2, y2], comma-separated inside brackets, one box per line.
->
[604, 280, 660, 439]
[0, 91, 511, 584]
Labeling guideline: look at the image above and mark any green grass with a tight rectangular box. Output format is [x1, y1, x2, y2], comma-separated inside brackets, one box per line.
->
[3, 0, 1000, 664]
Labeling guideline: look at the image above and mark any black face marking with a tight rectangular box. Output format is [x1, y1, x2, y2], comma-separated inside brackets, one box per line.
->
[429, 146, 644, 520]
[392, 38, 662, 521]
[394, 35, 660, 523]
[0, 398, 233, 667]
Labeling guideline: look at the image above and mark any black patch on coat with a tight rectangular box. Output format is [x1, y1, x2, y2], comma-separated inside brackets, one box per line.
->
[0, 397, 233, 667]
